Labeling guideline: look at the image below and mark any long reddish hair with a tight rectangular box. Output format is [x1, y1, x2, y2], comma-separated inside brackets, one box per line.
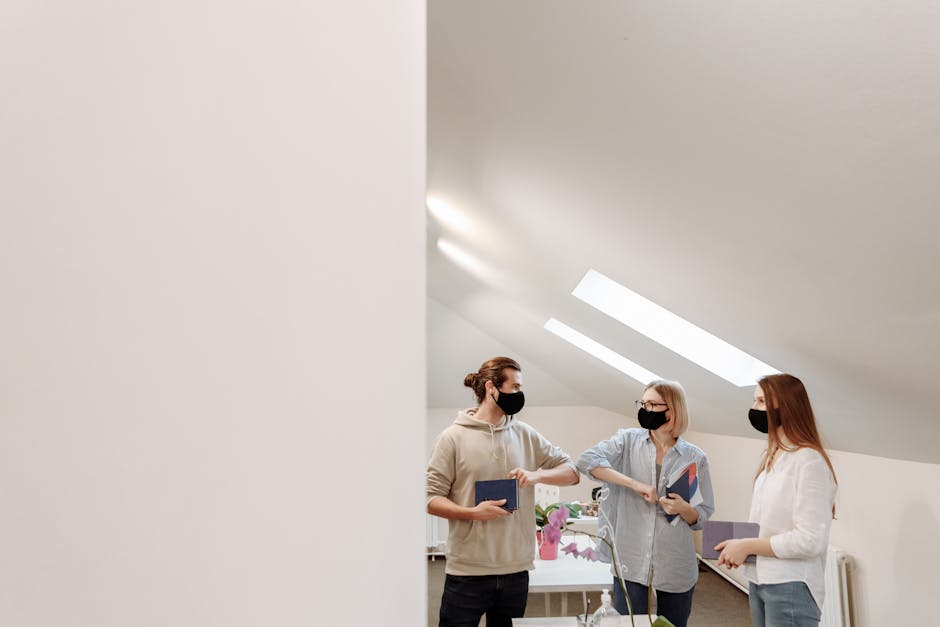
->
[756, 374, 838, 512]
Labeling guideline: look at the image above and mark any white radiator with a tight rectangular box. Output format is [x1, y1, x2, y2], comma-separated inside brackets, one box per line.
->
[426, 514, 446, 557]
[820, 545, 852, 627]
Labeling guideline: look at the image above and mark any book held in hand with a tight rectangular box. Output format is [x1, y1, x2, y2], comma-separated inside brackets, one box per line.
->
[702, 520, 761, 563]
[474, 478, 519, 511]
[663, 462, 700, 524]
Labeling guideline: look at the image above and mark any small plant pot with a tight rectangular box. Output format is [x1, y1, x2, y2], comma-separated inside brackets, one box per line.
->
[536, 530, 559, 560]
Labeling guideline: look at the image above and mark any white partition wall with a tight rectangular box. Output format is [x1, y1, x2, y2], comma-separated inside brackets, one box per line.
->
[0, 2, 425, 626]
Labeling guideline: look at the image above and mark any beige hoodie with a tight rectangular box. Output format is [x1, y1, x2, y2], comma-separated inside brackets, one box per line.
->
[426, 408, 577, 575]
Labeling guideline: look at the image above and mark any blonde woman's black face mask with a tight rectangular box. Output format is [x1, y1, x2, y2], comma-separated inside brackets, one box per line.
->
[637, 408, 668, 431]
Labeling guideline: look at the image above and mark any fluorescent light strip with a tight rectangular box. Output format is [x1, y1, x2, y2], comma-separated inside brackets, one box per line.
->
[427, 197, 472, 234]
[572, 269, 779, 387]
[544, 318, 661, 384]
[437, 238, 478, 270]
[436, 237, 507, 289]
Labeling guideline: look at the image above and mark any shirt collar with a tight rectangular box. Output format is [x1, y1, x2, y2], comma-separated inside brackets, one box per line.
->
[642, 430, 689, 453]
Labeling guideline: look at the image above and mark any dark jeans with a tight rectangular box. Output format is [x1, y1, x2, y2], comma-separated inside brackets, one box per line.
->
[439, 571, 529, 627]
[612, 577, 695, 627]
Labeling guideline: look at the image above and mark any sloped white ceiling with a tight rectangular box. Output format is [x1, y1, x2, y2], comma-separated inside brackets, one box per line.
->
[427, 1, 940, 463]
[428, 296, 589, 408]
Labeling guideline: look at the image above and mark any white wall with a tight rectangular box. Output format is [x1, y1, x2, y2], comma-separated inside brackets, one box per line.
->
[683, 430, 940, 627]
[0, 2, 425, 626]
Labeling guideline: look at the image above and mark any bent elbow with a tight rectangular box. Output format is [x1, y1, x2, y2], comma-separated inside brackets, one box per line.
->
[563, 467, 580, 486]
[792, 533, 828, 559]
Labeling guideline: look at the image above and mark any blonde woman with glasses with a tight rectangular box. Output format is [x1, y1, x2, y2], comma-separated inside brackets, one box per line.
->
[577, 380, 715, 627]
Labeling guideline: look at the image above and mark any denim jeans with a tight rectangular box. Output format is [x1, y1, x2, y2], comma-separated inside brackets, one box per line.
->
[438, 571, 529, 627]
[611, 577, 695, 627]
[748, 581, 821, 627]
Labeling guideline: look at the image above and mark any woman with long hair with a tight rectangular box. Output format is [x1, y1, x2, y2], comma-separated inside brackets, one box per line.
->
[715, 373, 837, 627]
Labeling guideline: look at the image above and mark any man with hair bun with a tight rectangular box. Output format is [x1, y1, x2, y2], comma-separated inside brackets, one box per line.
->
[427, 356, 579, 626]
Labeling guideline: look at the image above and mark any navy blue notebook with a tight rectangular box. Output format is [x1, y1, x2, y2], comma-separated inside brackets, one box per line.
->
[474, 479, 519, 511]
[702, 520, 760, 563]
[663, 464, 695, 523]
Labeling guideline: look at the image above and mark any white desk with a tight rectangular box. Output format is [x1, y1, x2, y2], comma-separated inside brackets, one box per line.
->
[529, 534, 613, 616]
[564, 515, 599, 534]
[513, 616, 655, 626]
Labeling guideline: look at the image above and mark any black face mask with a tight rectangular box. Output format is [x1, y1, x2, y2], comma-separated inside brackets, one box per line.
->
[637, 408, 668, 431]
[494, 390, 525, 417]
[749, 408, 769, 434]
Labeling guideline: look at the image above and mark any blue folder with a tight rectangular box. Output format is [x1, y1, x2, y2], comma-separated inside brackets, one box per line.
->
[474, 479, 519, 511]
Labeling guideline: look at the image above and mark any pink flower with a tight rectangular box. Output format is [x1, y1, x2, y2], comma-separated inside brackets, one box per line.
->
[562, 542, 580, 557]
[543, 522, 562, 544]
[548, 507, 569, 528]
[578, 546, 600, 561]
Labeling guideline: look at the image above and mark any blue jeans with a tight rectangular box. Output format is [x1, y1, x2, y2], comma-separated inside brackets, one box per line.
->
[748, 581, 821, 627]
[612, 577, 695, 627]
[439, 571, 529, 627]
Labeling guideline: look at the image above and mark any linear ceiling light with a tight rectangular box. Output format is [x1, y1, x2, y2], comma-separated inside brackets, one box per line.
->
[426, 196, 472, 235]
[544, 318, 660, 384]
[572, 269, 779, 386]
[436, 237, 506, 288]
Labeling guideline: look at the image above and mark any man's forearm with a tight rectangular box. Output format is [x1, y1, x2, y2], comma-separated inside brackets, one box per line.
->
[537, 464, 579, 486]
[427, 496, 477, 520]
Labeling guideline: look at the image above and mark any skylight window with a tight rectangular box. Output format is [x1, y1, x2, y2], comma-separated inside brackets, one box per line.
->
[544, 318, 661, 384]
[572, 269, 779, 387]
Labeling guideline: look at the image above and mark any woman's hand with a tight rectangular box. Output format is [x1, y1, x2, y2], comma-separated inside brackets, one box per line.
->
[715, 539, 752, 569]
[631, 481, 658, 503]
[659, 493, 688, 516]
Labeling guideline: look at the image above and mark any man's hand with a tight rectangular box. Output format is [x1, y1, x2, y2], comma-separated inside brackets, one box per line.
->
[508, 467, 541, 488]
[631, 481, 658, 503]
[472, 499, 511, 521]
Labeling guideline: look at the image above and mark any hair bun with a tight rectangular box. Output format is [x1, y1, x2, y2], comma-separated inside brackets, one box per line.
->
[463, 373, 478, 388]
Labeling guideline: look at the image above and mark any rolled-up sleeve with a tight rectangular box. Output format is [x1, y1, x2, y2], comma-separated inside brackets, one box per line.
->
[689, 455, 715, 531]
[769, 457, 836, 559]
[576, 430, 627, 479]
[533, 431, 578, 476]
[426, 433, 455, 506]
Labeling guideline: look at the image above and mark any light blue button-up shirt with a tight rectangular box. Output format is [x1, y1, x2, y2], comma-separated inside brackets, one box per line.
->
[577, 428, 715, 593]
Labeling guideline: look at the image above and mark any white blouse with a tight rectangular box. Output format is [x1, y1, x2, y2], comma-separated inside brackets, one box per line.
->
[745, 446, 837, 611]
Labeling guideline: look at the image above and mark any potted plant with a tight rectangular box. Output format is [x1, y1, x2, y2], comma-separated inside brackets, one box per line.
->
[544, 508, 676, 627]
[535, 502, 582, 560]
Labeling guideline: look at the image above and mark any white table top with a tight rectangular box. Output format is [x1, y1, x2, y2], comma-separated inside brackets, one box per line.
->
[528, 534, 613, 593]
[513, 615, 655, 626]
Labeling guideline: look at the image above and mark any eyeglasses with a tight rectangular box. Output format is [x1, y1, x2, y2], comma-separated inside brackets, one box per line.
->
[635, 400, 668, 412]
